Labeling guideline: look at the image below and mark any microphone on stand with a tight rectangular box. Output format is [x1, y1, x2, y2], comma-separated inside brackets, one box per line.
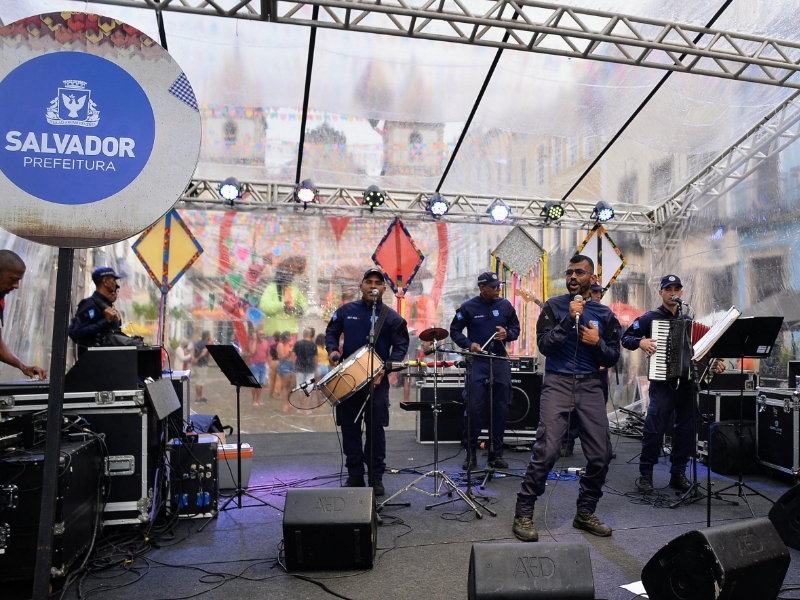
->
[574, 294, 584, 326]
[371, 289, 379, 297]
[671, 295, 692, 310]
[291, 378, 315, 394]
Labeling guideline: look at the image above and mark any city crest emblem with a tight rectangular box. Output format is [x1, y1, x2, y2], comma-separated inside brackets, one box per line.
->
[46, 80, 100, 127]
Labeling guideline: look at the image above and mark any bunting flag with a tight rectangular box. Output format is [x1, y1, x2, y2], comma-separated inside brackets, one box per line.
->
[372, 217, 425, 296]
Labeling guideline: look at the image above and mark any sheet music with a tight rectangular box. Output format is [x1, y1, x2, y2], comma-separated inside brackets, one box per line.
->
[692, 306, 741, 361]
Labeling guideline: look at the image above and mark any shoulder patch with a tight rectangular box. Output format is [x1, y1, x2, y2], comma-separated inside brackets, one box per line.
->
[88, 308, 95, 319]
[632, 319, 639, 330]
[456, 311, 463, 321]
[332, 312, 338, 321]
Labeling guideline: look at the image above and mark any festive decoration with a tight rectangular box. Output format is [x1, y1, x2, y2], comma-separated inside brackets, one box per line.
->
[576, 223, 627, 290]
[132, 209, 203, 294]
[328, 217, 351, 243]
[492, 226, 547, 357]
[132, 209, 204, 345]
[372, 217, 425, 297]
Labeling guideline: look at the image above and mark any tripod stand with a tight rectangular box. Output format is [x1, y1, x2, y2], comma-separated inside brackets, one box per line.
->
[669, 303, 735, 510]
[475, 348, 523, 489]
[379, 330, 487, 517]
[205, 344, 282, 514]
[709, 316, 782, 518]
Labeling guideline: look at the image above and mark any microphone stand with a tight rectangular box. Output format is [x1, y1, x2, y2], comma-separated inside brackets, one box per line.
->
[365, 291, 379, 499]
[669, 302, 736, 510]
[427, 348, 496, 517]
[478, 346, 522, 489]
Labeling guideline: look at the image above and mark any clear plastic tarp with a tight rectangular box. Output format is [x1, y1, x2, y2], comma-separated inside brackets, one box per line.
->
[4, 0, 800, 434]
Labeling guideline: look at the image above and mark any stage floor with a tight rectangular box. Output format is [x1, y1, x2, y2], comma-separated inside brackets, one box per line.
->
[58, 429, 799, 600]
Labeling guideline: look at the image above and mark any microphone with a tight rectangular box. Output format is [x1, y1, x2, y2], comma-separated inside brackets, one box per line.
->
[671, 295, 692, 309]
[574, 294, 584, 326]
[371, 289, 379, 297]
[291, 378, 315, 393]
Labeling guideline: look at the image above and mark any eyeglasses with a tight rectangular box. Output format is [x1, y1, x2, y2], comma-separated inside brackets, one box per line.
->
[564, 269, 589, 277]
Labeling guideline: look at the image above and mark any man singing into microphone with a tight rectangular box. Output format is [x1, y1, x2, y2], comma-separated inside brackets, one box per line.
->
[325, 268, 409, 496]
[513, 255, 620, 542]
[450, 271, 520, 470]
[622, 275, 724, 494]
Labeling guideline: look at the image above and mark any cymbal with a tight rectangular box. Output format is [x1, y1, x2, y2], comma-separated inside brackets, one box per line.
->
[419, 327, 449, 342]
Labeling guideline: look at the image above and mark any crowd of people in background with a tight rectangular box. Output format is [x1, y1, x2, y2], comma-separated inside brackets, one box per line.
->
[172, 327, 325, 412]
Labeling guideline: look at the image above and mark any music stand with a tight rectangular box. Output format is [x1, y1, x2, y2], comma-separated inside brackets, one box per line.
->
[703, 316, 783, 520]
[206, 344, 281, 514]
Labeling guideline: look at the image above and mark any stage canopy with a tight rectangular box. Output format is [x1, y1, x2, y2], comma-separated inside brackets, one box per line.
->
[3, 1, 800, 430]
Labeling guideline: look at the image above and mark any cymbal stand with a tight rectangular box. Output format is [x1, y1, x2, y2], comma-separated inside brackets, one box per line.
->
[379, 343, 489, 518]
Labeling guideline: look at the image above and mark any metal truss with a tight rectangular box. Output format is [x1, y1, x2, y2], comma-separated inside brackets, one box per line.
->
[87, 0, 800, 89]
[177, 179, 654, 231]
[651, 90, 800, 228]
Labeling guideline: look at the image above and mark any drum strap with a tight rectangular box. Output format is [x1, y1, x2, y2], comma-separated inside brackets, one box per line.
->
[373, 303, 390, 342]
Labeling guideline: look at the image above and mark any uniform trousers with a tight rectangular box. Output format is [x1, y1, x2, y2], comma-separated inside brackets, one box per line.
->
[516, 373, 611, 516]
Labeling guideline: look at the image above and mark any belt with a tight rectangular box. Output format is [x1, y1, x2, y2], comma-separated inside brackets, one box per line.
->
[545, 371, 601, 380]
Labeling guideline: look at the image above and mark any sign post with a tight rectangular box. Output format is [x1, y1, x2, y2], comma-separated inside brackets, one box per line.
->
[0, 13, 201, 597]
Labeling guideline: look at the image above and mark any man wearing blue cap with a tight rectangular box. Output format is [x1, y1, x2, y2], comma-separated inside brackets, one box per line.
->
[69, 266, 123, 347]
[450, 271, 520, 471]
[622, 274, 723, 494]
[325, 267, 409, 497]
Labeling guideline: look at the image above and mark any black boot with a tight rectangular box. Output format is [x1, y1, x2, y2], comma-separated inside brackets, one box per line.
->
[462, 449, 477, 470]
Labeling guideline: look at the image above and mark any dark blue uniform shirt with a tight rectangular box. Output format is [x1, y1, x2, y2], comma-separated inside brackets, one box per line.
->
[449, 295, 520, 357]
[621, 305, 693, 379]
[537, 293, 620, 374]
[325, 299, 409, 363]
[68, 291, 121, 346]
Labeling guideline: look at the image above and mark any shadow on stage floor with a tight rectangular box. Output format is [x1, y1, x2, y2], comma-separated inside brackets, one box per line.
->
[52, 429, 800, 600]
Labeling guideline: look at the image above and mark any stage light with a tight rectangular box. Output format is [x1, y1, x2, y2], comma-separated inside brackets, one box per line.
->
[541, 200, 564, 224]
[592, 200, 614, 223]
[487, 199, 511, 223]
[427, 193, 450, 217]
[294, 179, 319, 210]
[218, 177, 242, 206]
[363, 185, 386, 212]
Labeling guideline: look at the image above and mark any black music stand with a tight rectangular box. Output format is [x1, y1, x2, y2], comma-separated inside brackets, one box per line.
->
[703, 316, 783, 521]
[206, 344, 281, 513]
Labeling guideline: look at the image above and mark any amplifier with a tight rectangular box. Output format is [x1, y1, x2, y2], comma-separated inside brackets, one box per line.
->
[481, 372, 542, 444]
[167, 439, 219, 518]
[0, 438, 102, 583]
[509, 356, 536, 372]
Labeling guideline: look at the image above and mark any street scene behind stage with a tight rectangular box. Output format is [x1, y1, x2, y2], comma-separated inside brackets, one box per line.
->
[10, 4, 800, 599]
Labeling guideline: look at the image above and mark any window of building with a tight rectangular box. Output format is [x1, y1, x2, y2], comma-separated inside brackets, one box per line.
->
[618, 174, 638, 204]
[552, 138, 563, 174]
[568, 137, 579, 167]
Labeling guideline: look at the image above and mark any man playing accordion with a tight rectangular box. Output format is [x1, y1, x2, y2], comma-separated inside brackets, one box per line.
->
[622, 274, 724, 494]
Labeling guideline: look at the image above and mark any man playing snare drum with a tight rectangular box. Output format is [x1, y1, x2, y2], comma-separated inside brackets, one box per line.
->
[325, 268, 409, 497]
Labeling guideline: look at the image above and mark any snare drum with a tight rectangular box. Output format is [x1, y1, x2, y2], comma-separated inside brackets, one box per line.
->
[317, 345, 384, 404]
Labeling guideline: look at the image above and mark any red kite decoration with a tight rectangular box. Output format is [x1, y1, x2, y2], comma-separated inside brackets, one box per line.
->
[372, 217, 425, 296]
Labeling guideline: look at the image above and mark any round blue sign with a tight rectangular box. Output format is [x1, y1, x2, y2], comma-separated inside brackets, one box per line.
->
[0, 52, 155, 205]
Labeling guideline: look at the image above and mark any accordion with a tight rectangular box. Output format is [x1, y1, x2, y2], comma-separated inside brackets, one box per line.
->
[647, 320, 711, 381]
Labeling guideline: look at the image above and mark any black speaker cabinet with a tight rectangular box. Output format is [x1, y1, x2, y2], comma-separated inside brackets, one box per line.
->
[641, 518, 790, 600]
[283, 488, 376, 571]
[481, 372, 542, 442]
[769, 484, 800, 550]
[468, 542, 594, 600]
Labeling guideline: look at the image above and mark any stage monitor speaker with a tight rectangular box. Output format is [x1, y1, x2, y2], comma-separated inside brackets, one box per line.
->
[769, 484, 800, 550]
[468, 542, 594, 600]
[283, 488, 376, 571]
[145, 378, 181, 420]
[641, 518, 789, 600]
[480, 372, 542, 441]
